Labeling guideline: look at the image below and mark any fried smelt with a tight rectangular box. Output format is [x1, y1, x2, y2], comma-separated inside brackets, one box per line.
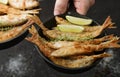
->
[0, 14, 30, 27]
[45, 16, 114, 41]
[51, 53, 111, 68]
[47, 34, 115, 49]
[9, 0, 39, 9]
[0, 3, 40, 15]
[26, 25, 113, 68]
[56, 16, 116, 31]
[0, 19, 33, 42]
[32, 15, 115, 41]
[51, 37, 120, 57]
[26, 25, 54, 57]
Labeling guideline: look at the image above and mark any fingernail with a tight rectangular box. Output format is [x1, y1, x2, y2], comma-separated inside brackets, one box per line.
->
[54, 10, 60, 16]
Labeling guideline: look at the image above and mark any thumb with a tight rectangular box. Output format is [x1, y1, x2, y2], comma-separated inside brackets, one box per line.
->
[54, 0, 69, 15]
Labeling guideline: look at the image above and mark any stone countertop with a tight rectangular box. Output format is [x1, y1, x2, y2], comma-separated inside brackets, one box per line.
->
[0, 0, 120, 77]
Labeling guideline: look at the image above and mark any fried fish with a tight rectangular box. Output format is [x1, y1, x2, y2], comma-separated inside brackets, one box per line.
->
[51, 53, 111, 68]
[0, 3, 40, 15]
[9, 0, 39, 9]
[31, 15, 115, 41]
[0, 19, 33, 42]
[26, 25, 111, 68]
[51, 37, 120, 57]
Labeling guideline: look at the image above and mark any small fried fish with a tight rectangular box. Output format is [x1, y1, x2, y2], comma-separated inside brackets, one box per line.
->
[51, 37, 120, 57]
[26, 25, 113, 68]
[0, 19, 33, 42]
[51, 53, 111, 68]
[0, 3, 40, 15]
[31, 15, 115, 41]
[9, 0, 39, 9]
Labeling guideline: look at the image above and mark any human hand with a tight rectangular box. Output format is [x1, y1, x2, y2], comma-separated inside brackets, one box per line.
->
[54, 0, 95, 15]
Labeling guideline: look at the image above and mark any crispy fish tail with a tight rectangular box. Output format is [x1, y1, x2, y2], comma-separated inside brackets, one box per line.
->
[102, 16, 114, 29]
[106, 39, 120, 48]
[26, 25, 53, 57]
[26, 25, 39, 42]
[91, 16, 114, 38]
[29, 25, 39, 36]
[92, 52, 111, 59]
[108, 43, 120, 48]
[29, 15, 48, 31]
[88, 34, 114, 44]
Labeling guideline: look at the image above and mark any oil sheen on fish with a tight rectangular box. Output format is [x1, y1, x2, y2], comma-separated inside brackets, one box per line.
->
[0, 14, 29, 27]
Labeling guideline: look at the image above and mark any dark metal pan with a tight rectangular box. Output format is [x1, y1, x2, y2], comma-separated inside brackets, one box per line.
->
[35, 1, 106, 74]
[35, 12, 105, 74]
[36, 16, 103, 74]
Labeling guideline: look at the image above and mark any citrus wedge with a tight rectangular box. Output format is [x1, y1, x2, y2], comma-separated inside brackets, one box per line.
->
[57, 24, 84, 33]
[0, 0, 8, 4]
[66, 15, 93, 26]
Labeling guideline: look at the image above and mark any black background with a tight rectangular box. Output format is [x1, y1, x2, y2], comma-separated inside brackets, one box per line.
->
[0, 0, 120, 77]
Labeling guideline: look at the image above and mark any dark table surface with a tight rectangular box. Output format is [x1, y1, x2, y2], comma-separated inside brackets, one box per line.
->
[0, 0, 120, 77]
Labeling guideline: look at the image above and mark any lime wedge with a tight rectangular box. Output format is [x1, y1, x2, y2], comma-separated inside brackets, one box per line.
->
[57, 24, 84, 33]
[0, 0, 8, 4]
[66, 15, 92, 26]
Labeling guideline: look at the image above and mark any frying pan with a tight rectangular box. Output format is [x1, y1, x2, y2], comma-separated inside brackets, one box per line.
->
[35, 15, 103, 74]
[35, 1, 105, 74]
[0, 27, 29, 50]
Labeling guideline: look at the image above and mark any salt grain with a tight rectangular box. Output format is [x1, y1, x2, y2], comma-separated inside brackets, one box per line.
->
[6, 54, 27, 77]
[99, 49, 120, 74]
